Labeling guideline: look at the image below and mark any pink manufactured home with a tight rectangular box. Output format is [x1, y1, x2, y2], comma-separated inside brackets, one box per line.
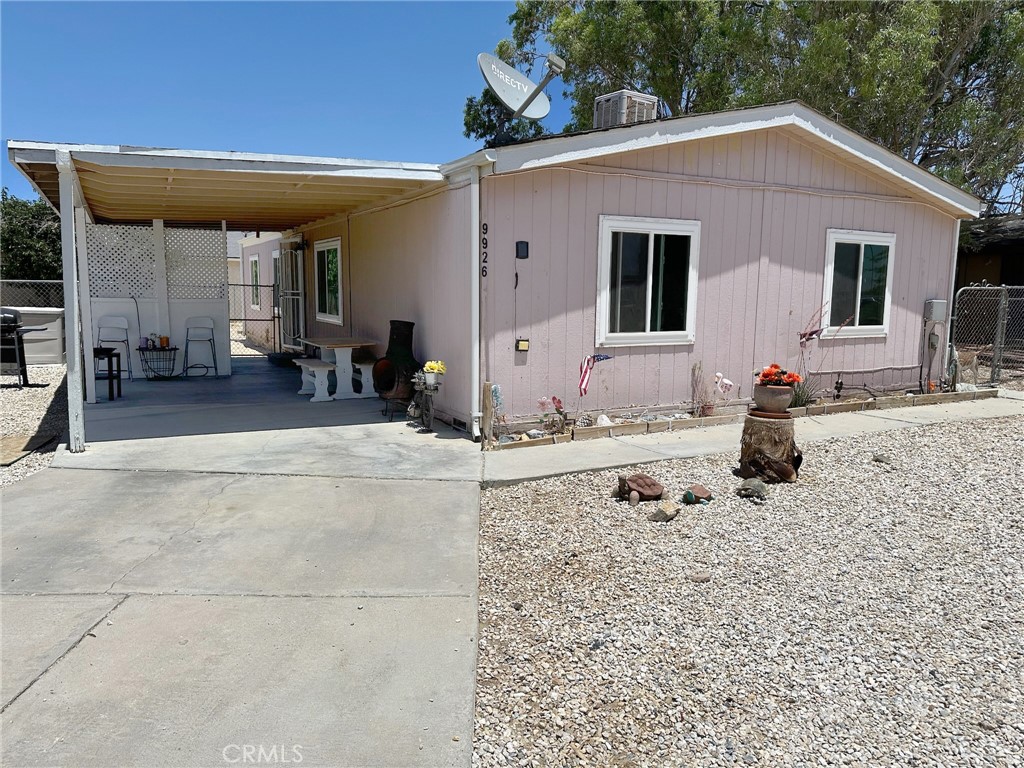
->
[460, 101, 980, 421]
[251, 101, 981, 430]
[8, 102, 982, 449]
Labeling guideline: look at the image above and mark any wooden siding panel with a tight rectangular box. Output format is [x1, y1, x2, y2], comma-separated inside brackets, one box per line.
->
[349, 187, 471, 423]
[482, 126, 959, 416]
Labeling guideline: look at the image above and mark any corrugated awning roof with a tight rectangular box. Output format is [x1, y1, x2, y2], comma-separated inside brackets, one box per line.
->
[7, 142, 445, 230]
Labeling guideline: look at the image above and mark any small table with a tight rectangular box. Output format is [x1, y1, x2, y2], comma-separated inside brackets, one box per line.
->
[139, 346, 179, 380]
[93, 346, 122, 401]
[297, 337, 378, 400]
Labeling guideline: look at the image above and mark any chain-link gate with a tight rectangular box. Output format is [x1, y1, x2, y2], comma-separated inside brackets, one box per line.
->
[0, 279, 64, 308]
[949, 284, 1024, 387]
[227, 283, 279, 356]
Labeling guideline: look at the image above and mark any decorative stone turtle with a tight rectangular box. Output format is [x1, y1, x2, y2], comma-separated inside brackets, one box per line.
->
[736, 477, 768, 501]
[617, 473, 665, 506]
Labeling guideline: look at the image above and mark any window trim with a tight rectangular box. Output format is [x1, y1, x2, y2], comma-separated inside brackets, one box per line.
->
[249, 255, 261, 309]
[313, 237, 344, 326]
[821, 228, 896, 339]
[596, 215, 700, 347]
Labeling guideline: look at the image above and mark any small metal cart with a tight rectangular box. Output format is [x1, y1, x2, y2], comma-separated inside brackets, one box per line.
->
[139, 346, 179, 380]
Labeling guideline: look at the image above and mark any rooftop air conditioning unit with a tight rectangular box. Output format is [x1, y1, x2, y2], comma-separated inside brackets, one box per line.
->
[593, 90, 660, 129]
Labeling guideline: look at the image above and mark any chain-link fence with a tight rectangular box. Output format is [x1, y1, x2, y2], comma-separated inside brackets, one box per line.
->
[227, 283, 279, 355]
[949, 284, 1024, 388]
[0, 279, 64, 308]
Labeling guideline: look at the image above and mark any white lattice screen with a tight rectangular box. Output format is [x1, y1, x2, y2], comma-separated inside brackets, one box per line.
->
[85, 224, 157, 298]
[165, 228, 227, 300]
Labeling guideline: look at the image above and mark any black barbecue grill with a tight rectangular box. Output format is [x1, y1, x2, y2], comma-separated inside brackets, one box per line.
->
[1, 307, 47, 388]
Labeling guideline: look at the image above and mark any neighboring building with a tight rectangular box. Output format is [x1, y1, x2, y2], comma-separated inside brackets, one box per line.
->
[8, 101, 982, 444]
[237, 232, 282, 351]
[956, 214, 1024, 289]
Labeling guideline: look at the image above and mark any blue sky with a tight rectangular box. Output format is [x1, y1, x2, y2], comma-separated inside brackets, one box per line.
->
[1, 1, 571, 200]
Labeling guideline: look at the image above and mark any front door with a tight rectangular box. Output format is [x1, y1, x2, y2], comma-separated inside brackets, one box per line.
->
[279, 247, 304, 350]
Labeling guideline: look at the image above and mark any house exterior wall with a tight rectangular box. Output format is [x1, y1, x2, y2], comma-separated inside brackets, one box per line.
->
[238, 235, 281, 350]
[481, 128, 957, 416]
[300, 220, 351, 339]
[349, 186, 473, 424]
[292, 188, 472, 424]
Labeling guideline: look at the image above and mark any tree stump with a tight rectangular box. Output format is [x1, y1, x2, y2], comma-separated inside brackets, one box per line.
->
[739, 414, 802, 483]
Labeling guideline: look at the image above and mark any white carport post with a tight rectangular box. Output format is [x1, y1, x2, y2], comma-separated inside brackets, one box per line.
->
[56, 150, 86, 451]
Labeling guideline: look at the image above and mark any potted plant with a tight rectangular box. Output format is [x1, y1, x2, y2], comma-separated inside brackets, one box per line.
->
[752, 363, 802, 413]
[423, 360, 446, 385]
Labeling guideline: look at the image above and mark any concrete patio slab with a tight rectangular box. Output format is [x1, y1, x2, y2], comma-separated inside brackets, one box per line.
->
[1, 594, 121, 706]
[116, 475, 479, 597]
[2, 464, 479, 766]
[0, 594, 474, 767]
[53, 422, 482, 482]
[3, 470, 478, 597]
[59, 356, 483, 482]
[1, 469, 231, 593]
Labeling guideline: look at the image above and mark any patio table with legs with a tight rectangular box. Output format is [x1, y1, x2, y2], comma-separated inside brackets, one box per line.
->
[296, 337, 379, 400]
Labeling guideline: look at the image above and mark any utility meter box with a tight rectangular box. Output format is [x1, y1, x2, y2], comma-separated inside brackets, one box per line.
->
[924, 299, 948, 322]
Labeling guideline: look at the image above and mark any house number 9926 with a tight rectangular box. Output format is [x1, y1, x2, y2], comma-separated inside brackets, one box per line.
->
[480, 223, 488, 277]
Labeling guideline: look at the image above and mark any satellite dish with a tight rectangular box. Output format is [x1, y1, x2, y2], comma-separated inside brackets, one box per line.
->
[478, 52, 556, 121]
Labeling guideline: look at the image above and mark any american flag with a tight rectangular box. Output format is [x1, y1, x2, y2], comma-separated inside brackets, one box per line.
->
[579, 354, 612, 396]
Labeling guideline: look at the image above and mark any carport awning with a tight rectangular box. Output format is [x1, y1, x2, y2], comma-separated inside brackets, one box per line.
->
[8, 141, 446, 230]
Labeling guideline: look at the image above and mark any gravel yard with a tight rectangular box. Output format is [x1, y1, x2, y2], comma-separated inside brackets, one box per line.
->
[0, 365, 67, 487]
[476, 416, 1024, 767]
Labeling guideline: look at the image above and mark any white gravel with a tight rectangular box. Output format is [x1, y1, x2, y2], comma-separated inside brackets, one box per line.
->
[476, 416, 1024, 766]
[0, 365, 67, 487]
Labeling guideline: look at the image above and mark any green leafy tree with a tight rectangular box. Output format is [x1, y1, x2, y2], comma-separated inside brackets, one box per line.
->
[467, 0, 1024, 214]
[0, 188, 63, 280]
[463, 87, 545, 147]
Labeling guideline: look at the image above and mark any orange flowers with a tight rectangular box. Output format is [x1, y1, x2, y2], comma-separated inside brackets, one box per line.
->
[756, 363, 802, 387]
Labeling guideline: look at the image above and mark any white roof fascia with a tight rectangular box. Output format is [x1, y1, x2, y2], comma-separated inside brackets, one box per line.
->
[440, 149, 496, 182]
[7, 140, 443, 182]
[8, 140, 440, 171]
[491, 103, 981, 218]
[68, 151, 444, 182]
[788, 110, 981, 217]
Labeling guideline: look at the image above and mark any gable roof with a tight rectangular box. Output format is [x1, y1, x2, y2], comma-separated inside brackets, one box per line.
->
[10, 102, 982, 227]
[445, 102, 982, 219]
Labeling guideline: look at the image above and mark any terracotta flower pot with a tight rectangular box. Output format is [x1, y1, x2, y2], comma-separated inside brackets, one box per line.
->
[752, 384, 794, 413]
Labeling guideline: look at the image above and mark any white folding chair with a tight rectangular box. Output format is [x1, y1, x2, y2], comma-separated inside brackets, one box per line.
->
[96, 315, 133, 380]
[183, 316, 218, 376]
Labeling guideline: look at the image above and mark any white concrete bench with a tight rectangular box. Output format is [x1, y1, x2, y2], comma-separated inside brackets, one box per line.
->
[294, 358, 336, 402]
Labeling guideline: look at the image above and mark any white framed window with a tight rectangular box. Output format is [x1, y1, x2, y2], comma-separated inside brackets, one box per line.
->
[821, 229, 896, 338]
[249, 256, 260, 308]
[596, 215, 700, 347]
[314, 237, 343, 325]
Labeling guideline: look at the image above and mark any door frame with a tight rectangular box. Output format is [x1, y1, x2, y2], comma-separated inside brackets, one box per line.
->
[279, 246, 305, 351]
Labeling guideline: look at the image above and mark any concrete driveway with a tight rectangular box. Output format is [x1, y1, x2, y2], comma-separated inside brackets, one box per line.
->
[1, 466, 479, 767]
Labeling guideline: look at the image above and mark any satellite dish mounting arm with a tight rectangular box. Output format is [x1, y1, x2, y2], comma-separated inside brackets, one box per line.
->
[511, 53, 566, 120]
